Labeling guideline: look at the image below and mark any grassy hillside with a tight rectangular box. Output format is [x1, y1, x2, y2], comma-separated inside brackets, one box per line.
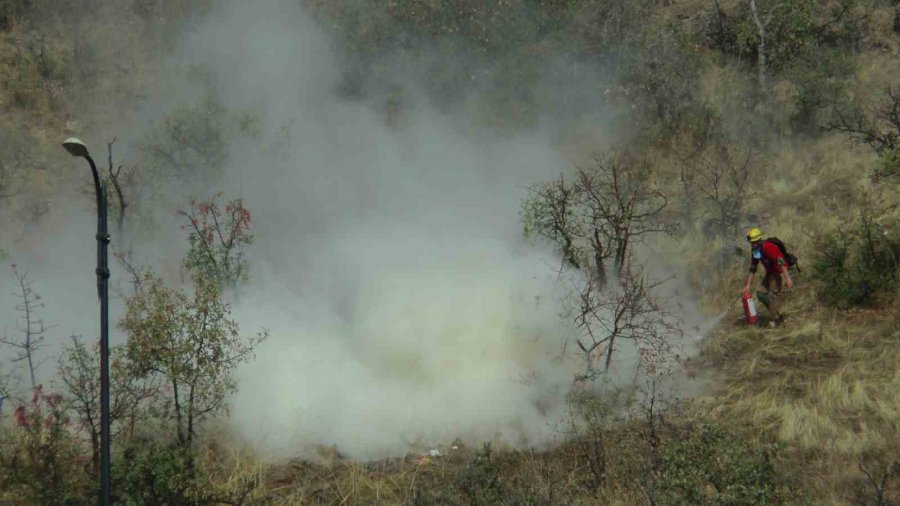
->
[1, 0, 899, 504]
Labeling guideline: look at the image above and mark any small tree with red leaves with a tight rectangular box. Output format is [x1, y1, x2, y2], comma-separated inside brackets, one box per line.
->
[1, 385, 88, 503]
[177, 192, 253, 288]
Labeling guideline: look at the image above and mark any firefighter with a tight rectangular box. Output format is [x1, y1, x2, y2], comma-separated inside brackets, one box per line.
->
[742, 227, 793, 327]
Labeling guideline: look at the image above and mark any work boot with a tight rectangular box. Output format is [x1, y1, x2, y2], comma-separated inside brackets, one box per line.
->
[768, 314, 785, 328]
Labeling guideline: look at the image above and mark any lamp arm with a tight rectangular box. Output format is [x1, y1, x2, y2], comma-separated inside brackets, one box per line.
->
[84, 155, 102, 209]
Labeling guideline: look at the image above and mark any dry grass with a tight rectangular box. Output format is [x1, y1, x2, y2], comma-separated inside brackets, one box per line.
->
[219, 426, 672, 505]
[675, 109, 900, 502]
[1, 2, 898, 505]
[230, 279, 892, 503]
[693, 298, 900, 503]
[195, 431, 270, 504]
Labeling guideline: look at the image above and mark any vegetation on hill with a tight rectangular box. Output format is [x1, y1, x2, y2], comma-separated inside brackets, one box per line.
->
[0, 0, 898, 504]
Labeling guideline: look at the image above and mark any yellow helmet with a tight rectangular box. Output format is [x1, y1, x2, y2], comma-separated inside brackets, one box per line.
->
[746, 227, 763, 243]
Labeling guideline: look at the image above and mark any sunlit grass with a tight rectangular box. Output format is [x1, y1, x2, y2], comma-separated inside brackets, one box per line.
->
[693, 299, 900, 500]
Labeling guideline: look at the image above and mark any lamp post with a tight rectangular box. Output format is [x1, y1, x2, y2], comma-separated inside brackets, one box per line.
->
[62, 137, 111, 506]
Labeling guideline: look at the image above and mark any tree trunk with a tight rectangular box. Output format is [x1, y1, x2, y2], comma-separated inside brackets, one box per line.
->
[22, 278, 36, 391]
[893, 6, 900, 35]
[749, 0, 767, 92]
[107, 141, 127, 237]
[172, 378, 184, 444]
[592, 229, 607, 288]
[614, 231, 629, 280]
[88, 412, 100, 475]
[604, 338, 615, 371]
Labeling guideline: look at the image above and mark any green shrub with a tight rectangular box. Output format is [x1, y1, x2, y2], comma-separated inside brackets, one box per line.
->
[650, 423, 784, 505]
[705, 1, 864, 137]
[456, 444, 508, 505]
[129, 81, 260, 235]
[139, 94, 229, 185]
[812, 211, 900, 307]
[413, 444, 508, 505]
[566, 387, 636, 492]
[120, 273, 267, 446]
[624, 21, 709, 142]
[873, 146, 900, 183]
[115, 437, 205, 506]
[414, 444, 541, 506]
[786, 47, 856, 134]
[700, 0, 861, 135]
[702, 0, 863, 72]
[0, 0, 27, 30]
[115, 436, 258, 505]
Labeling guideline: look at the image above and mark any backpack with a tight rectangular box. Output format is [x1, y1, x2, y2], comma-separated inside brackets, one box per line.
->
[765, 237, 800, 272]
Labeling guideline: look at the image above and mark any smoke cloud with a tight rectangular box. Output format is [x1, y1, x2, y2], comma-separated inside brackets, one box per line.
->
[145, 0, 586, 459]
[0, 0, 709, 460]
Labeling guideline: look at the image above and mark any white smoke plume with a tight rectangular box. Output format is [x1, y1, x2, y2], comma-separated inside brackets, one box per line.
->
[0, 0, 710, 460]
[157, 0, 584, 459]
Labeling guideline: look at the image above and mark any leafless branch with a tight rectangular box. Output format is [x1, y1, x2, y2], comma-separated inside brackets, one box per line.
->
[825, 88, 900, 155]
[0, 265, 53, 390]
[107, 137, 130, 235]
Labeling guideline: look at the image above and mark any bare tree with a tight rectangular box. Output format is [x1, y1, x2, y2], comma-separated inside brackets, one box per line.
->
[0, 265, 53, 390]
[523, 151, 672, 288]
[106, 137, 131, 236]
[575, 153, 671, 281]
[856, 455, 900, 506]
[79, 137, 135, 236]
[524, 151, 678, 383]
[112, 247, 146, 298]
[680, 144, 759, 237]
[826, 88, 900, 156]
[522, 174, 583, 271]
[568, 267, 679, 381]
[826, 88, 900, 189]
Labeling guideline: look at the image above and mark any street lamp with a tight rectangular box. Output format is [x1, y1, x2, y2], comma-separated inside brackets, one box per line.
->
[62, 137, 111, 506]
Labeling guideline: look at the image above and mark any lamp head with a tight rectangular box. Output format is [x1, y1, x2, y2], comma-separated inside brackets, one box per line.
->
[62, 137, 90, 158]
